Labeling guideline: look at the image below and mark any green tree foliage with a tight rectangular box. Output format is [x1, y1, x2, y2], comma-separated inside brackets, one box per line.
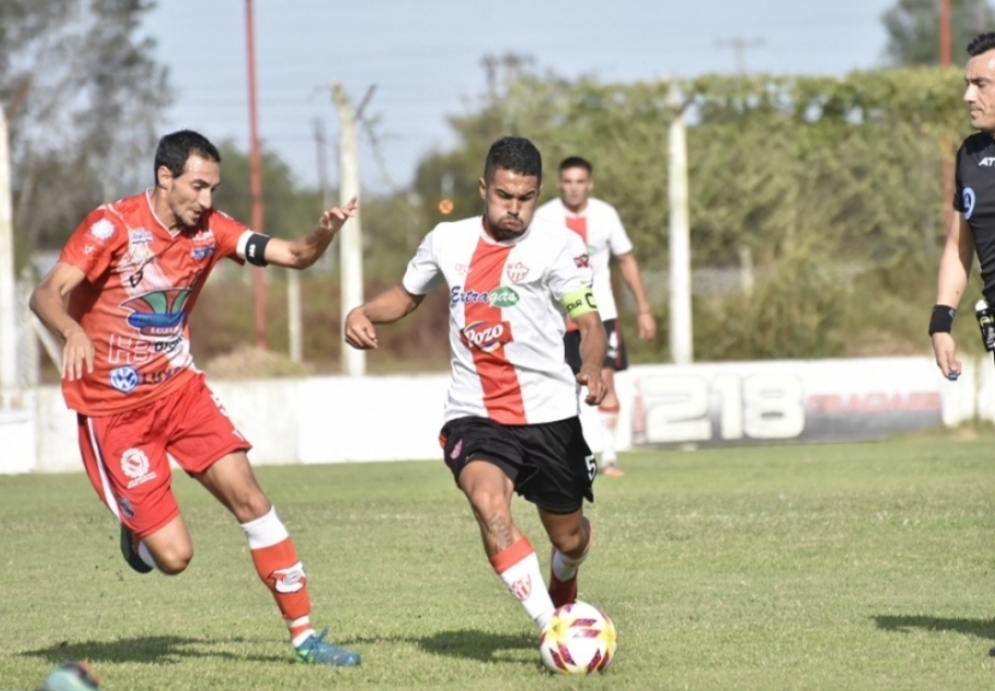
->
[211, 141, 323, 240]
[882, 0, 995, 66]
[0, 0, 171, 254]
[409, 60, 975, 362]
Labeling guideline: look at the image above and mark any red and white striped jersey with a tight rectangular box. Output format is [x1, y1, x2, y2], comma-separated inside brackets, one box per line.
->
[534, 197, 633, 321]
[402, 215, 595, 425]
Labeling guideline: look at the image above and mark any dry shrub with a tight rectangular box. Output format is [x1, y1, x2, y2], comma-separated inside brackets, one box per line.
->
[203, 345, 313, 380]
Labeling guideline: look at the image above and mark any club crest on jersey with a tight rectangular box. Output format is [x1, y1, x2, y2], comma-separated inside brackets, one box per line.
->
[88, 218, 115, 241]
[574, 253, 590, 268]
[964, 187, 977, 220]
[505, 261, 529, 283]
[121, 289, 191, 336]
[461, 320, 514, 353]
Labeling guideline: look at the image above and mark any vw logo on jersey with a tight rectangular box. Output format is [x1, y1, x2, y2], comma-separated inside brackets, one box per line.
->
[964, 187, 977, 220]
[109, 365, 139, 393]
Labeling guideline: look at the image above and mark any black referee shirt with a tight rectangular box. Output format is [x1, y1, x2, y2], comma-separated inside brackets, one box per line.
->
[954, 132, 995, 303]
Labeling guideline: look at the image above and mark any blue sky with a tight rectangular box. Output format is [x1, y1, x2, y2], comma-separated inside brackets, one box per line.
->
[145, 0, 897, 192]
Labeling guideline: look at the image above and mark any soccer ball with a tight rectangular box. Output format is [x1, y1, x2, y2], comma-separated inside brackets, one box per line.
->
[539, 601, 617, 674]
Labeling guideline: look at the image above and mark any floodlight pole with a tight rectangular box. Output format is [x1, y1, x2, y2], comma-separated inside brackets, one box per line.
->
[245, 0, 267, 350]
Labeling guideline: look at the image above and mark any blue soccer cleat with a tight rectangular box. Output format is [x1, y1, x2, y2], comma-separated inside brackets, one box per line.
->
[38, 661, 100, 691]
[294, 629, 361, 666]
[119, 523, 152, 574]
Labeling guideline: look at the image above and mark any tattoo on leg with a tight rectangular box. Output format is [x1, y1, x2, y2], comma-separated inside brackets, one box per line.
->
[486, 515, 517, 552]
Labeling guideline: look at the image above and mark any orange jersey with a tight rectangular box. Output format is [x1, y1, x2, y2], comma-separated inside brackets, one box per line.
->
[59, 191, 250, 416]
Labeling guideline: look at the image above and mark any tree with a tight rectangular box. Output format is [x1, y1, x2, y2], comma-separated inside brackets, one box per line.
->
[211, 141, 322, 241]
[0, 0, 172, 254]
[882, 0, 995, 66]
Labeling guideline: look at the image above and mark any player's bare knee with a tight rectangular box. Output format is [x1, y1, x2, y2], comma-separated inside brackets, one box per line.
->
[154, 545, 193, 574]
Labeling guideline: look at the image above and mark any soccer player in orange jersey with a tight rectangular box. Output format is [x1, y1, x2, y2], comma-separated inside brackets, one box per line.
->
[30, 130, 360, 666]
[345, 137, 607, 633]
[535, 157, 657, 477]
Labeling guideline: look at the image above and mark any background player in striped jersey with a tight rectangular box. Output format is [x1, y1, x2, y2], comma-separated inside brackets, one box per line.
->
[345, 137, 608, 634]
[30, 130, 361, 666]
[535, 157, 657, 476]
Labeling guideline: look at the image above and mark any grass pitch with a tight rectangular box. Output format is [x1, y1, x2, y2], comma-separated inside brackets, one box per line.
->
[0, 439, 993, 690]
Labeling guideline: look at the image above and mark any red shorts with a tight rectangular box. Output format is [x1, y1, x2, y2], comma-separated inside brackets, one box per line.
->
[77, 373, 252, 539]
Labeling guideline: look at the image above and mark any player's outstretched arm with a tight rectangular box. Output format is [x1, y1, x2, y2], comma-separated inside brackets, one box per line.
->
[931, 211, 974, 379]
[263, 197, 358, 269]
[345, 284, 424, 350]
[29, 262, 94, 381]
[574, 311, 608, 406]
[616, 252, 656, 340]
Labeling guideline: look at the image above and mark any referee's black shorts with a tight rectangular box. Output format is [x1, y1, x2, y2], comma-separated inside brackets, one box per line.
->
[439, 415, 595, 514]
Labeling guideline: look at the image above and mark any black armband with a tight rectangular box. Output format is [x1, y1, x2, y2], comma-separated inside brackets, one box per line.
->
[245, 233, 270, 267]
[928, 305, 956, 335]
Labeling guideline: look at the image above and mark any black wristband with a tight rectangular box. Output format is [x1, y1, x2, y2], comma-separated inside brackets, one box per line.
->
[245, 232, 270, 267]
[928, 305, 956, 335]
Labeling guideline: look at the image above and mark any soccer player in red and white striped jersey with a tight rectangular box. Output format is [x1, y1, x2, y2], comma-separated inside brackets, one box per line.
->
[535, 157, 657, 477]
[345, 137, 608, 632]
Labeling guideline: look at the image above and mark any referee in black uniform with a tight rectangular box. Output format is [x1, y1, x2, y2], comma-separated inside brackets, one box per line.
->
[928, 33, 995, 657]
[931, 32, 995, 380]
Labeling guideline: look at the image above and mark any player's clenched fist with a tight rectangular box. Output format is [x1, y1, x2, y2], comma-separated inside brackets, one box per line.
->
[576, 365, 607, 406]
[345, 307, 379, 350]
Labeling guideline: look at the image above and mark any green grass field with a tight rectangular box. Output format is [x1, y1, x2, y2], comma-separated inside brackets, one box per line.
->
[1, 440, 993, 690]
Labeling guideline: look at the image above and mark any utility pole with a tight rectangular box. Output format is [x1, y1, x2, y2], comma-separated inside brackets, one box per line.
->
[331, 82, 370, 377]
[941, 0, 955, 240]
[0, 102, 17, 405]
[668, 83, 693, 365]
[244, 0, 267, 350]
[717, 38, 764, 74]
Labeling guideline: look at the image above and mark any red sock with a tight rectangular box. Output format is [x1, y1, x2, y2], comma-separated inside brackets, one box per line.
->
[242, 507, 315, 646]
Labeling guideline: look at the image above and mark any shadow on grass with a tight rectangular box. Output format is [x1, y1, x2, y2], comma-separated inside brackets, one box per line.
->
[20, 636, 286, 665]
[344, 629, 536, 664]
[872, 615, 995, 643]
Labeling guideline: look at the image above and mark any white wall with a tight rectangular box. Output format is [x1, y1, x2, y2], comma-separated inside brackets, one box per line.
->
[0, 356, 979, 475]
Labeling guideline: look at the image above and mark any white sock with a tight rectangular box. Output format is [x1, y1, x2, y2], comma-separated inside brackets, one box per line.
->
[489, 537, 556, 629]
[599, 406, 620, 465]
[552, 523, 593, 581]
[552, 548, 589, 582]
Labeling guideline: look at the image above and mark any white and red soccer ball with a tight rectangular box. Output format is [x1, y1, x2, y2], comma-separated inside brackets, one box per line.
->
[539, 601, 617, 674]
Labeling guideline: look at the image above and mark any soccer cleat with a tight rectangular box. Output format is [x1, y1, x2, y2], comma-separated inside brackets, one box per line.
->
[119, 523, 152, 574]
[548, 548, 578, 609]
[601, 463, 624, 477]
[294, 629, 361, 666]
[37, 661, 101, 691]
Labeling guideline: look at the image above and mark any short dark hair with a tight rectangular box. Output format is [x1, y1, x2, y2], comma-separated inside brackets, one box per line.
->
[968, 32, 995, 57]
[559, 156, 592, 174]
[484, 136, 542, 184]
[153, 130, 221, 186]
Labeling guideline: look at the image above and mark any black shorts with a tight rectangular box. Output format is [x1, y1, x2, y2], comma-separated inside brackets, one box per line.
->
[439, 416, 596, 514]
[564, 318, 628, 375]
